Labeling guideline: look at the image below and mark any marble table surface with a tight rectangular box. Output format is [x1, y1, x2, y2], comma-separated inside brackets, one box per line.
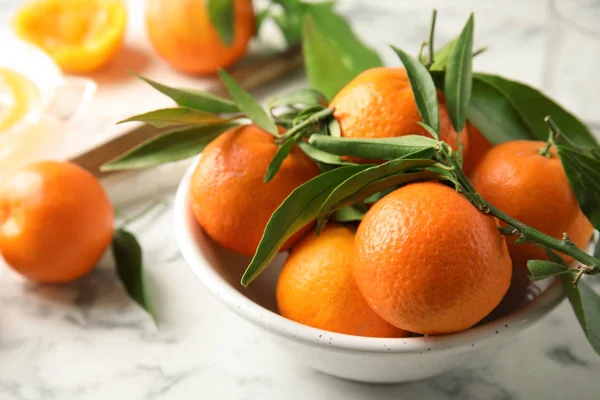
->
[1, 0, 600, 399]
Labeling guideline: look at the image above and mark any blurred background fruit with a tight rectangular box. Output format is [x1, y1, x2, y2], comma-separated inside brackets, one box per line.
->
[470, 140, 594, 265]
[13, 0, 127, 73]
[0, 161, 114, 282]
[277, 224, 408, 338]
[190, 124, 319, 256]
[353, 182, 512, 335]
[146, 0, 255, 75]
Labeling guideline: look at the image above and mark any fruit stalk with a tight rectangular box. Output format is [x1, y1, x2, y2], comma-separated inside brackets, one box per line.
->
[276, 107, 334, 143]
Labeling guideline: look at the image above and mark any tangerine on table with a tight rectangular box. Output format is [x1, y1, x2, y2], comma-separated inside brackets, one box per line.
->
[146, 0, 255, 75]
[463, 121, 494, 174]
[470, 140, 594, 265]
[14, 0, 127, 73]
[0, 161, 114, 283]
[277, 224, 409, 338]
[329, 67, 469, 157]
[353, 182, 512, 335]
[190, 124, 319, 256]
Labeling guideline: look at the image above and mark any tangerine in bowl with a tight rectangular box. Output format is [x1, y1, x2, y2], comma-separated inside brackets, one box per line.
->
[174, 157, 565, 384]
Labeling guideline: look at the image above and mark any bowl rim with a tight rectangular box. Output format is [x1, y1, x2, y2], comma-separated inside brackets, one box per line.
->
[174, 157, 565, 354]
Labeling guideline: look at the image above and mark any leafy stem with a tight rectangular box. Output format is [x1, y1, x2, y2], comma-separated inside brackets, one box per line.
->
[276, 107, 334, 144]
[437, 143, 600, 282]
[426, 9, 438, 68]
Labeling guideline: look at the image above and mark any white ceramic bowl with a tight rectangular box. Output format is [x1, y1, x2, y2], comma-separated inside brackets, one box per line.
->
[173, 158, 565, 383]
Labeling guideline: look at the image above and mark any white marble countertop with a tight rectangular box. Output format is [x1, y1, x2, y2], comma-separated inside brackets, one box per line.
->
[1, 0, 600, 399]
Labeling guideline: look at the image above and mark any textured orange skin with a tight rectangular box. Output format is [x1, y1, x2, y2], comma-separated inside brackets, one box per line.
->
[354, 182, 512, 335]
[277, 224, 408, 338]
[146, 0, 254, 75]
[0, 162, 114, 283]
[330, 67, 469, 155]
[463, 121, 494, 174]
[191, 124, 319, 256]
[470, 140, 594, 265]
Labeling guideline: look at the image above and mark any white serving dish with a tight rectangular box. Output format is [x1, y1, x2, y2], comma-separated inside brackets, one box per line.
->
[173, 157, 565, 384]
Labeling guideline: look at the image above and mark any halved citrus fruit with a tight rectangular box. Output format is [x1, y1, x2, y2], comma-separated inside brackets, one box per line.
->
[13, 0, 127, 73]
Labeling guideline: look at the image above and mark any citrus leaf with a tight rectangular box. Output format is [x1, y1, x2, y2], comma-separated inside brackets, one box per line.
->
[241, 165, 370, 286]
[269, 0, 304, 45]
[364, 186, 398, 204]
[328, 118, 341, 138]
[391, 46, 439, 137]
[101, 123, 238, 171]
[527, 259, 571, 281]
[134, 73, 239, 113]
[218, 69, 278, 136]
[308, 134, 438, 160]
[429, 38, 457, 71]
[297, 141, 352, 166]
[302, 3, 382, 100]
[316, 159, 437, 231]
[475, 74, 599, 149]
[556, 145, 600, 229]
[206, 0, 234, 46]
[444, 13, 474, 133]
[119, 107, 227, 128]
[467, 77, 536, 144]
[268, 88, 327, 110]
[331, 205, 366, 223]
[560, 274, 600, 356]
[112, 229, 155, 321]
[264, 137, 296, 183]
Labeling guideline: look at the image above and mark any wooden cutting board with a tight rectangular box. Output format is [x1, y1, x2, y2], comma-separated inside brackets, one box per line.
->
[70, 45, 303, 177]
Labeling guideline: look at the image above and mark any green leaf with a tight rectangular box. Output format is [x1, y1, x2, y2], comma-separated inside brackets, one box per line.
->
[119, 107, 226, 128]
[269, 0, 304, 45]
[218, 69, 278, 136]
[308, 134, 439, 160]
[527, 259, 571, 281]
[302, 3, 382, 100]
[134, 73, 239, 114]
[328, 118, 341, 138]
[206, 0, 234, 46]
[241, 165, 370, 286]
[268, 88, 327, 110]
[594, 240, 600, 259]
[364, 186, 397, 204]
[429, 38, 457, 71]
[331, 205, 366, 223]
[444, 13, 474, 133]
[111, 229, 154, 321]
[264, 138, 296, 183]
[297, 141, 352, 166]
[391, 46, 439, 137]
[467, 77, 536, 144]
[560, 275, 600, 356]
[101, 123, 238, 171]
[556, 146, 600, 229]
[475, 73, 599, 149]
[316, 159, 437, 231]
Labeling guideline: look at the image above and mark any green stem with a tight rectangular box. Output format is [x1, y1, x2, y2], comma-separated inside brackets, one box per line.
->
[439, 145, 600, 277]
[276, 107, 334, 144]
[426, 9, 438, 68]
[488, 203, 600, 272]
